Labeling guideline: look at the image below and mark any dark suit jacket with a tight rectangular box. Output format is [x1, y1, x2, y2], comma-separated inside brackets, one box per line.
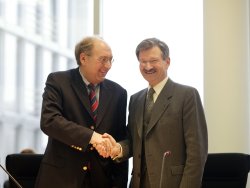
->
[35, 68, 128, 188]
[120, 79, 208, 188]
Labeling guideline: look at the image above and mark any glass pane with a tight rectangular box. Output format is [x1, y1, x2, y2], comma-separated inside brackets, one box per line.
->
[3, 34, 17, 111]
[24, 42, 35, 114]
[5, 0, 18, 24]
[43, 49, 53, 81]
[57, 56, 67, 71]
[0, 0, 5, 17]
[102, 0, 204, 98]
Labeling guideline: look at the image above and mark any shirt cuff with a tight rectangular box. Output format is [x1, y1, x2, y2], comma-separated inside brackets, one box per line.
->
[112, 143, 123, 160]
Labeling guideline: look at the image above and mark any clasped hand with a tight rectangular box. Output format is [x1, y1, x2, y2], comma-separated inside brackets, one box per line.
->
[90, 132, 120, 158]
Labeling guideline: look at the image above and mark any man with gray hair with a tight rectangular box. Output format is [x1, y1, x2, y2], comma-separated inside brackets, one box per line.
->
[35, 36, 128, 188]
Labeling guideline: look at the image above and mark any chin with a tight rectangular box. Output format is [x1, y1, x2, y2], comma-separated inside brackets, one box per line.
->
[144, 76, 153, 83]
[147, 79, 157, 86]
[98, 77, 105, 82]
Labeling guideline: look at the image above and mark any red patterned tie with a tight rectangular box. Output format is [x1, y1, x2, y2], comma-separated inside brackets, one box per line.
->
[88, 84, 98, 122]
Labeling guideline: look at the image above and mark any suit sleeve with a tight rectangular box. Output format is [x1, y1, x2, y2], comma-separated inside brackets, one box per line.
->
[41, 73, 93, 152]
[180, 88, 208, 188]
[118, 95, 134, 162]
[111, 88, 129, 188]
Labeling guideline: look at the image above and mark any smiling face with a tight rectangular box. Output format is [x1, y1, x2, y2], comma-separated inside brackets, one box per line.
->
[138, 46, 170, 87]
[79, 39, 113, 84]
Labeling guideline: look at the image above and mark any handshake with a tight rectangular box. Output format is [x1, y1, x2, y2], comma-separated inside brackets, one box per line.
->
[90, 132, 122, 159]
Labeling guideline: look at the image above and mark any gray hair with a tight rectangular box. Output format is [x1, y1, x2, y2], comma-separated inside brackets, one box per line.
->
[74, 36, 103, 65]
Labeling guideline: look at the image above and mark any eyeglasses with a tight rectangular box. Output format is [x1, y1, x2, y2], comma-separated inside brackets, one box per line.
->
[97, 56, 114, 65]
[139, 59, 160, 65]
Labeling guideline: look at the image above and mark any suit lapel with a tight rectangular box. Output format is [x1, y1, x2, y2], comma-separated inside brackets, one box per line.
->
[70, 68, 92, 117]
[95, 80, 112, 128]
[136, 89, 148, 138]
[145, 79, 174, 135]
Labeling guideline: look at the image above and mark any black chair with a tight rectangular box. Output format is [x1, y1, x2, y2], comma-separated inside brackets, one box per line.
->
[5, 154, 43, 188]
[202, 153, 250, 188]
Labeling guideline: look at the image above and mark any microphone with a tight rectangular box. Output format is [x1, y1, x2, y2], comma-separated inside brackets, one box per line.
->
[0, 163, 23, 188]
[159, 150, 171, 188]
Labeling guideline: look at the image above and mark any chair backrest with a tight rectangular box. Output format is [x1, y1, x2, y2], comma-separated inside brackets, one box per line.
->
[202, 153, 250, 188]
[5, 154, 43, 188]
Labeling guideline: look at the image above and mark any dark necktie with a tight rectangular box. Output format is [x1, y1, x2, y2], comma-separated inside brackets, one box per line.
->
[141, 87, 155, 186]
[144, 87, 155, 125]
[88, 84, 98, 122]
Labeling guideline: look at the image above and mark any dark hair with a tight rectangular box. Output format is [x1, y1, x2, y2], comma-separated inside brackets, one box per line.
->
[20, 148, 35, 154]
[135, 38, 169, 60]
[74, 36, 103, 65]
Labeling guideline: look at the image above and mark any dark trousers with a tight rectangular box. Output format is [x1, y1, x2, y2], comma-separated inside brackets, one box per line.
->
[140, 135, 151, 188]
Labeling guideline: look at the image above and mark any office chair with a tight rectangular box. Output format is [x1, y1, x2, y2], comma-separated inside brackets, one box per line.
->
[202, 153, 250, 188]
[5, 154, 43, 188]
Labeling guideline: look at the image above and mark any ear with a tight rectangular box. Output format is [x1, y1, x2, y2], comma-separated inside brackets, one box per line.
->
[80, 52, 87, 65]
[166, 57, 170, 67]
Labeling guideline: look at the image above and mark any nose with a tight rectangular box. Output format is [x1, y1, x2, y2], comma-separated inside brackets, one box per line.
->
[143, 62, 153, 70]
[104, 61, 112, 69]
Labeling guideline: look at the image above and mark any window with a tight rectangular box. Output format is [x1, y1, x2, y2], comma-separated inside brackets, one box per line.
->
[0, 1, 94, 185]
[102, 0, 204, 99]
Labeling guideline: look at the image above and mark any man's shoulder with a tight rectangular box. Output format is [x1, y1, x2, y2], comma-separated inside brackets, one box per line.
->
[49, 68, 76, 77]
[131, 88, 147, 99]
[103, 79, 126, 91]
[169, 79, 198, 92]
[170, 81, 201, 100]
[47, 68, 78, 81]
[44, 69, 80, 89]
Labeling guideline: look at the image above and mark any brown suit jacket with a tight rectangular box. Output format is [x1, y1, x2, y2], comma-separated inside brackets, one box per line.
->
[35, 68, 128, 188]
[120, 78, 208, 188]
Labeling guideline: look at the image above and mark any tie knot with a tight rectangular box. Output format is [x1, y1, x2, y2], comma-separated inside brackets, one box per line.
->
[88, 83, 95, 91]
[147, 88, 155, 98]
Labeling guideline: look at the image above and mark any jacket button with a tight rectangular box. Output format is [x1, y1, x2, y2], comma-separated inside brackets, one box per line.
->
[83, 166, 88, 171]
[90, 126, 94, 130]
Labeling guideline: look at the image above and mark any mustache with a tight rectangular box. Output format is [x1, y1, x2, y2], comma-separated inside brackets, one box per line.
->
[143, 68, 156, 74]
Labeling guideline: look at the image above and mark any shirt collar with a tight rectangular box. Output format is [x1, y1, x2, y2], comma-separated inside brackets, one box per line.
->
[79, 68, 97, 87]
[149, 76, 168, 96]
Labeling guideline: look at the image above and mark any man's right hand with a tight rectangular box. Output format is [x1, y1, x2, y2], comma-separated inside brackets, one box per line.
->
[90, 131, 112, 158]
[102, 133, 122, 159]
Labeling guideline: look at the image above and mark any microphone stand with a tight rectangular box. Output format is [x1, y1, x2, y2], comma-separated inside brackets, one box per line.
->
[159, 151, 171, 188]
[0, 163, 23, 188]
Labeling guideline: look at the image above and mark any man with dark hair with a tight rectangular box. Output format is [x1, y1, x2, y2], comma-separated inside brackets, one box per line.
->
[101, 37, 208, 188]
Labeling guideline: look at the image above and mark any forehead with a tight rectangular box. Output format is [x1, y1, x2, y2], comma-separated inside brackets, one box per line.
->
[139, 46, 162, 59]
[92, 40, 112, 55]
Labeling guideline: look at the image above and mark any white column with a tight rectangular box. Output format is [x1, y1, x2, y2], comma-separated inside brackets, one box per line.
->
[52, 53, 60, 72]
[94, 0, 101, 35]
[34, 46, 44, 116]
[0, 30, 5, 112]
[16, 39, 25, 113]
[67, 59, 75, 69]
[204, 0, 250, 153]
